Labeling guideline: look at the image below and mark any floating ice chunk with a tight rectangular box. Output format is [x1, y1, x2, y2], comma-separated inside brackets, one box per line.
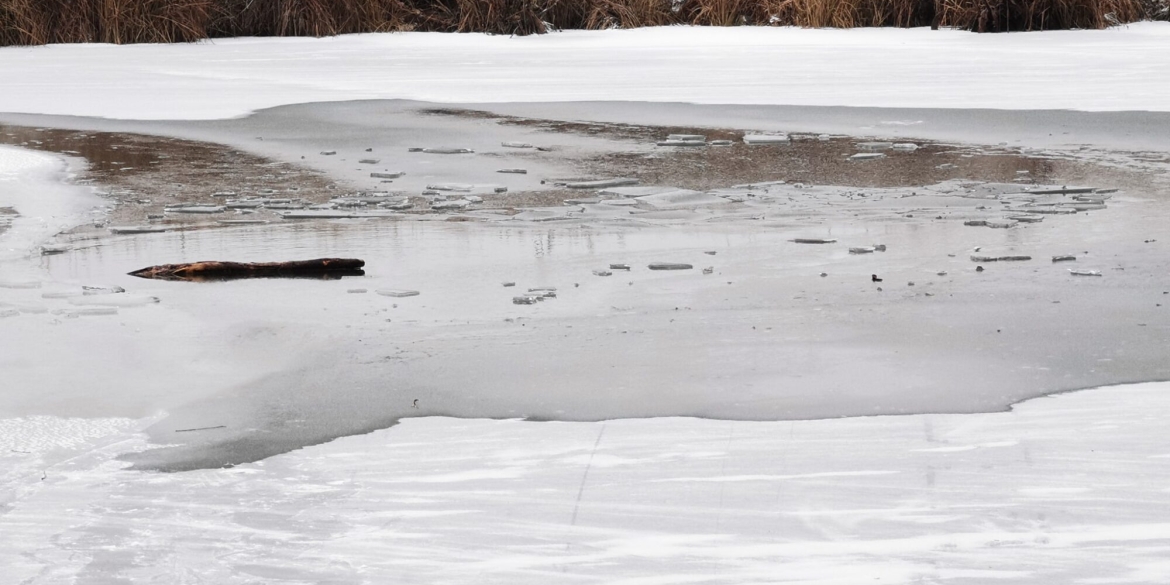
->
[358, 159, 380, 164]
[502, 282, 516, 287]
[431, 200, 470, 211]
[211, 191, 237, 197]
[702, 267, 714, 274]
[593, 270, 613, 276]
[610, 264, 631, 271]
[657, 140, 706, 147]
[791, 238, 837, 244]
[415, 147, 473, 154]
[849, 246, 876, 254]
[709, 140, 733, 146]
[635, 190, 724, 209]
[565, 178, 639, 189]
[501, 142, 533, 149]
[427, 183, 474, 192]
[971, 254, 1032, 262]
[892, 143, 919, 151]
[110, 226, 167, 234]
[376, 289, 420, 298]
[1052, 255, 1077, 262]
[849, 153, 886, 161]
[371, 172, 404, 179]
[512, 296, 538, 305]
[598, 199, 639, 206]
[856, 141, 893, 151]
[281, 210, 399, 219]
[667, 134, 706, 141]
[1069, 269, 1102, 276]
[648, 263, 693, 270]
[497, 168, 527, 174]
[1026, 186, 1096, 195]
[743, 134, 789, 144]
[166, 206, 225, 214]
[320, 150, 337, 155]
[464, 196, 483, 203]
[1009, 215, 1044, 223]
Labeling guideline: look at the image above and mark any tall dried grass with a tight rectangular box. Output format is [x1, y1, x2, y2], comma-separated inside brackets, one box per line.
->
[0, 0, 1153, 45]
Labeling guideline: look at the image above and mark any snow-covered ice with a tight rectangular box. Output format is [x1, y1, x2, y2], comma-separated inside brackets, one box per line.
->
[2, 382, 1169, 583]
[1, 24, 1169, 119]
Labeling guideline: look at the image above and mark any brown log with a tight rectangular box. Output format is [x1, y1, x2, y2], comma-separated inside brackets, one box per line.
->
[129, 258, 365, 281]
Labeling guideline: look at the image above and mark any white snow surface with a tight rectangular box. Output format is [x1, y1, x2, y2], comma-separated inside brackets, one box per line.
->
[1, 23, 1169, 120]
[2, 381, 1169, 583]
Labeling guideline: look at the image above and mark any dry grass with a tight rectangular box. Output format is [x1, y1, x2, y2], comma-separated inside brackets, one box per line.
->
[0, 0, 1154, 45]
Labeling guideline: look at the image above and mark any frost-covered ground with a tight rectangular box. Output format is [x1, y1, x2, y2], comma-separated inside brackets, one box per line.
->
[0, 24, 1168, 119]
[2, 24, 1170, 584]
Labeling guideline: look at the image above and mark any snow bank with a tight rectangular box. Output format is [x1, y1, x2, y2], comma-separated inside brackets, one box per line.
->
[3, 381, 1169, 583]
[1, 23, 1168, 120]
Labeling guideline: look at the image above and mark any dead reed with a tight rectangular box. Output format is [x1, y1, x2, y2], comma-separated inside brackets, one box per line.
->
[0, 0, 1153, 46]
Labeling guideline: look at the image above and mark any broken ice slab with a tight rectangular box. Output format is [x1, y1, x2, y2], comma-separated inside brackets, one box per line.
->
[564, 197, 602, 205]
[892, 143, 920, 151]
[593, 270, 613, 276]
[280, 210, 399, 219]
[376, 289, 420, 298]
[1008, 215, 1044, 223]
[709, 140, 734, 146]
[371, 172, 404, 179]
[497, 169, 528, 174]
[856, 142, 894, 151]
[1052, 255, 1077, 262]
[431, 200, 470, 211]
[320, 151, 337, 156]
[657, 140, 706, 147]
[529, 287, 556, 292]
[82, 285, 125, 295]
[791, 238, 837, 244]
[166, 206, 226, 214]
[610, 264, 631, 270]
[512, 296, 539, 305]
[41, 244, 71, 255]
[565, 178, 639, 189]
[358, 159, 380, 164]
[427, 183, 474, 192]
[110, 226, 167, 234]
[265, 202, 306, 210]
[598, 199, 639, 206]
[648, 263, 693, 270]
[416, 147, 473, 154]
[1025, 186, 1096, 195]
[1069, 269, 1102, 276]
[849, 153, 886, 161]
[464, 196, 483, 204]
[635, 190, 725, 209]
[970, 255, 1032, 262]
[598, 186, 678, 198]
[1064, 203, 1107, 211]
[667, 134, 706, 141]
[501, 142, 534, 149]
[849, 246, 876, 254]
[743, 134, 789, 144]
[211, 191, 237, 197]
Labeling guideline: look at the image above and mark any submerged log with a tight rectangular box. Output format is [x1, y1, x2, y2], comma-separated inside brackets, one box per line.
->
[129, 258, 365, 282]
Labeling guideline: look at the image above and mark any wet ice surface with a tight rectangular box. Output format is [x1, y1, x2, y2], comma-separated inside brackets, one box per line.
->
[9, 179, 1164, 470]
[3, 382, 1169, 584]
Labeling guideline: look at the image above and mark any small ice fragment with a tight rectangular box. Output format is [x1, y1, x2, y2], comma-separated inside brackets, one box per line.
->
[593, 270, 613, 276]
[667, 134, 706, 141]
[464, 196, 483, 203]
[648, 263, 693, 270]
[502, 282, 516, 287]
[709, 140, 733, 146]
[427, 183, 474, 192]
[849, 247, 876, 254]
[502, 142, 534, 149]
[494, 187, 508, 193]
[41, 244, 71, 255]
[1052, 255, 1077, 262]
[657, 140, 706, 147]
[704, 251, 716, 255]
[358, 159, 380, 164]
[431, 200, 470, 210]
[791, 238, 837, 244]
[371, 172, 404, 179]
[892, 143, 919, 151]
[743, 134, 789, 144]
[1069, 269, 1102, 276]
[849, 153, 886, 161]
[321, 151, 337, 155]
[702, 267, 714, 274]
[856, 142, 893, 151]
[513, 296, 539, 305]
[610, 264, 631, 271]
[110, 226, 167, 234]
[376, 289, 420, 298]
[565, 178, 639, 189]
[421, 147, 473, 154]
[497, 169, 528, 174]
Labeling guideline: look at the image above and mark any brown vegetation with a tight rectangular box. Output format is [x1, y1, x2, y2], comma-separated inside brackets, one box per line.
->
[0, 0, 1154, 45]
